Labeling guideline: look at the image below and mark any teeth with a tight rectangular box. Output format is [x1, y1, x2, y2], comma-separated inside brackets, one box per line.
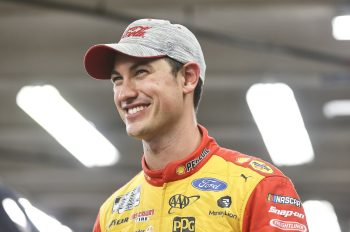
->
[128, 106, 146, 115]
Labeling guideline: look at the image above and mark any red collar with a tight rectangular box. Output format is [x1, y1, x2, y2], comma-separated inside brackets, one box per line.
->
[141, 125, 220, 186]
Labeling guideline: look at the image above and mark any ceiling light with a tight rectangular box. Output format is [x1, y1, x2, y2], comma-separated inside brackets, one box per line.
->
[16, 85, 119, 167]
[246, 83, 314, 166]
[323, 100, 350, 118]
[332, 15, 350, 40]
[19, 198, 72, 232]
[303, 200, 341, 232]
[2, 198, 28, 229]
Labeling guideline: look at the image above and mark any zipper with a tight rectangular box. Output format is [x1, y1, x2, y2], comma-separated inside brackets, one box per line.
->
[158, 183, 168, 231]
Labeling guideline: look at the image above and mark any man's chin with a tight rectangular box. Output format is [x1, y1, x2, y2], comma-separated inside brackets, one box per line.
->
[125, 124, 144, 139]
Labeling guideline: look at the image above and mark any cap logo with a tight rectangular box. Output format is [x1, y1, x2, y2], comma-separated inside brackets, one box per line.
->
[122, 26, 151, 38]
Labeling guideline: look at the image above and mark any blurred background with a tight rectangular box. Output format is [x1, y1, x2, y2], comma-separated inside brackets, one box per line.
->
[0, 0, 350, 231]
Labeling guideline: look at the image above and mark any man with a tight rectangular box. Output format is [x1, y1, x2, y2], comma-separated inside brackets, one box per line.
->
[84, 19, 309, 232]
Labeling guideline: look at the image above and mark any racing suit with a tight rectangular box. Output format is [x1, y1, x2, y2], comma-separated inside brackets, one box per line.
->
[93, 125, 309, 232]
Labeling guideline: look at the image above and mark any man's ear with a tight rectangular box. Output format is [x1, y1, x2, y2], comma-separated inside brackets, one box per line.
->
[182, 61, 200, 94]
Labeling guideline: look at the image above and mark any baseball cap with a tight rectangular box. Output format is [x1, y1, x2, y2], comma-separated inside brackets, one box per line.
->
[84, 18, 206, 82]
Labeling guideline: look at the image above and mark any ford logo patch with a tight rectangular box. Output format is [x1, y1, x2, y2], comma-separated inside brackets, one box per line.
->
[191, 178, 227, 191]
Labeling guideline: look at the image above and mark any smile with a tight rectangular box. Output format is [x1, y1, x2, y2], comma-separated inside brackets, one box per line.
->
[127, 105, 148, 115]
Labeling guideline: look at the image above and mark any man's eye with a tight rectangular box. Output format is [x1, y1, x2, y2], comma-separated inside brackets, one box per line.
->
[111, 76, 123, 84]
[135, 69, 148, 76]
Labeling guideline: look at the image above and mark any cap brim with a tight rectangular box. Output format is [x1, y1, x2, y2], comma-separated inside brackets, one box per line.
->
[84, 43, 166, 80]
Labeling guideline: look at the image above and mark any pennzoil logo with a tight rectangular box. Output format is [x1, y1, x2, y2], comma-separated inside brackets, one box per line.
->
[249, 160, 274, 174]
[176, 148, 210, 175]
[172, 217, 195, 232]
[168, 194, 200, 214]
[112, 186, 141, 213]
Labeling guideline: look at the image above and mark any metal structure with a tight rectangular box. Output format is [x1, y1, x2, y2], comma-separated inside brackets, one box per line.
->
[0, 0, 349, 231]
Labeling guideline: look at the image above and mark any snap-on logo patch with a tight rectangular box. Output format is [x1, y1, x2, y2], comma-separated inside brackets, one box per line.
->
[192, 178, 227, 191]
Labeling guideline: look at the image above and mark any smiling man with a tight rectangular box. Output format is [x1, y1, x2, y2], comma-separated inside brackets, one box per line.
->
[84, 19, 309, 232]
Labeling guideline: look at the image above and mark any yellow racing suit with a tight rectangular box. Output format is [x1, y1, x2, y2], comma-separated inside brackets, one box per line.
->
[93, 125, 309, 232]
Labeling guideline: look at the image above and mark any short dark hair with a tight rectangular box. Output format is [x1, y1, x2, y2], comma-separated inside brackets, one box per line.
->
[164, 57, 203, 111]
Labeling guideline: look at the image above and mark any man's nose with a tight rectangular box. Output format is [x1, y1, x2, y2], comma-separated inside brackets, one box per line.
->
[116, 79, 138, 102]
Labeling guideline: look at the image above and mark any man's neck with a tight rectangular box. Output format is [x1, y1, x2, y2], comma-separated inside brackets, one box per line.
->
[142, 120, 202, 170]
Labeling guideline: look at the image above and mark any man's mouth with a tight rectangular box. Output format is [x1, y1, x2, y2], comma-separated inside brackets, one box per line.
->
[126, 105, 149, 115]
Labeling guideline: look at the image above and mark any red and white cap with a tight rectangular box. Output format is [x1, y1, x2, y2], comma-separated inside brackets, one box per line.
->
[84, 18, 206, 82]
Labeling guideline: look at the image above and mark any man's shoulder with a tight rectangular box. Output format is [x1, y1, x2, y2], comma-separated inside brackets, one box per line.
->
[213, 147, 285, 177]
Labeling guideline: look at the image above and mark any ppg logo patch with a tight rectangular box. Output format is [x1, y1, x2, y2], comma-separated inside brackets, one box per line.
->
[172, 217, 195, 232]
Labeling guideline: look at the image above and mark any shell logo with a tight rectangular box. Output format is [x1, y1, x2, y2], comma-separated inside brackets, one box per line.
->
[176, 166, 186, 175]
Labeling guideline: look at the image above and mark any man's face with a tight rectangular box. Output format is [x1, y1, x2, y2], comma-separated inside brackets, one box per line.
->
[111, 54, 185, 141]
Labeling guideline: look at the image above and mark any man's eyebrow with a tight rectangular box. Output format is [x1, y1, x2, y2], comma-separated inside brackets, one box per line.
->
[111, 70, 120, 76]
[129, 59, 154, 71]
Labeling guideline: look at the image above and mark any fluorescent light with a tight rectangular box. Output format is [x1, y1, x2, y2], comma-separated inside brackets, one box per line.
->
[323, 100, 350, 118]
[303, 200, 341, 232]
[19, 198, 72, 232]
[246, 83, 314, 166]
[2, 198, 28, 229]
[332, 15, 350, 40]
[16, 85, 119, 167]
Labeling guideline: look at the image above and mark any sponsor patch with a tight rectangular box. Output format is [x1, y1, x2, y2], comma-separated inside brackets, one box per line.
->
[131, 209, 155, 222]
[172, 217, 195, 232]
[249, 160, 274, 174]
[176, 166, 186, 175]
[122, 26, 151, 38]
[168, 194, 200, 214]
[177, 148, 210, 175]
[209, 210, 237, 219]
[240, 173, 252, 182]
[270, 219, 307, 232]
[269, 206, 305, 219]
[236, 157, 251, 164]
[217, 196, 232, 208]
[267, 193, 302, 208]
[135, 225, 154, 232]
[108, 217, 129, 229]
[192, 178, 227, 191]
[113, 186, 141, 213]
